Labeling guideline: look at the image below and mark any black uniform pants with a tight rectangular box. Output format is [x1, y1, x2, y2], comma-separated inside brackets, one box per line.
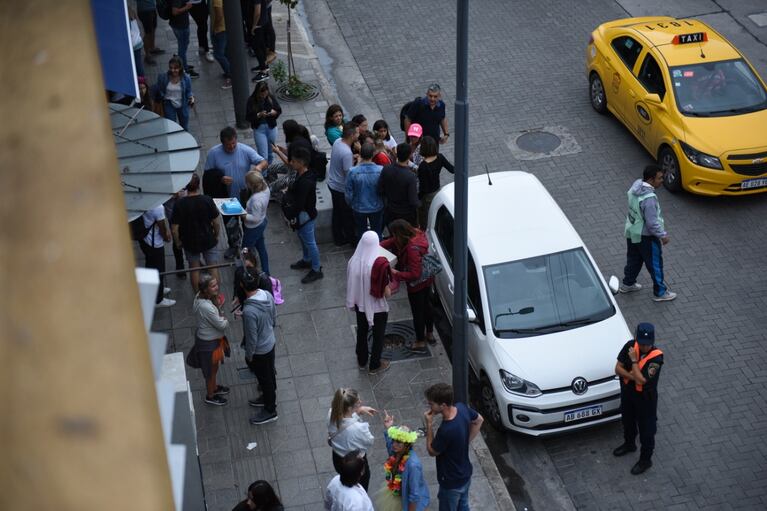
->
[355, 309, 388, 371]
[623, 236, 667, 297]
[246, 347, 277, 413]
[620, 385, 657, 461]
[189, 0, 210, 52]
[329, 188, 355, 245]
[408, 286, 434, 342]
[139, 240, 165, 304]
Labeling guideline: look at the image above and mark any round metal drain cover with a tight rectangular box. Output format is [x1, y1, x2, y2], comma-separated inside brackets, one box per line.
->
[365, 320, 431, 362]
[515, 131, 562, 154]
[276, 83, 320, 102]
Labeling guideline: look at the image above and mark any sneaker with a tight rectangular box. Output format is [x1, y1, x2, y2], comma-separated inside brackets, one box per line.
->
[266, 51, 277, 64]
[221, 78, 232, 90]
[290, 259, 311, 270]
[214, 385, 230, 396]
[619, 282, 642, 293]
[156, 298, 176, 308]
[163, 287, 171, 295]
[251, 67, 269, 74]
[368, 360, 391, 375]
[408, 343, 428, 354]
[652, 291, 677, 302]
[205, 50, 215, 63]
[249, 409, 278, 425]
[630, 459, 653, 475]
[150, 48, 165, 55]
[426, 333, 437, 345]
[248, 396, 265, 407]
[612, 443, 637, 457]
[301, 268, 324, 284]
[252, 72, 269, 83]
[358, 364, 367, 371]
[205, 394, 228, 406]
[187, 69, 200, 78]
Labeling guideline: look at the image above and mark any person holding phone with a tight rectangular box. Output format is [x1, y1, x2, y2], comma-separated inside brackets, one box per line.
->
[246, 81, 282, 164]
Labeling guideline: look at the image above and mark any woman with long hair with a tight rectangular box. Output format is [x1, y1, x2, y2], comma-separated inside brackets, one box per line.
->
[152, 55, 195, 130]
[246, 81, 282, 164]
[346, 230, 391, 374]
[324, 104, 346, 145]
[232, 480, 284, 511]
[380, 219, 435, 351]
[373, 119, 398, 152]
[242, 171, 271, 275]
[192, 272, 230, 406]
[375, 412, 430, 511]
[327, 388, 378, 491]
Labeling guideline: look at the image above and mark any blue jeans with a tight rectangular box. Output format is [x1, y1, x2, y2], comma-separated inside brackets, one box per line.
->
[254, 123, 277, 164]
[438, 480, 470, 511]
[212, 30, 230, 76]
[353, 210, 383, 243]
[163, 100, 189, 130]
[172, 26, 190, 69]
[242, 218, 270, 275]
[296, 211, 320, 271]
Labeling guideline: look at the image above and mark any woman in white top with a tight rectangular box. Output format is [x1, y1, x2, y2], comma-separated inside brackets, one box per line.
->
[242, 171, 271, 275]
[327, 388, 377, 491]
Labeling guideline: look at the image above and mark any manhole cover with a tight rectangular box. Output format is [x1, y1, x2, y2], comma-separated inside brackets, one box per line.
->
[515, 131, 561, 154]
[356, 320, 432, 362]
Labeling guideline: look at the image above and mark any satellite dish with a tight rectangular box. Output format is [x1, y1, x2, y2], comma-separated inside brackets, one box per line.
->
[110, 103, 200, 221]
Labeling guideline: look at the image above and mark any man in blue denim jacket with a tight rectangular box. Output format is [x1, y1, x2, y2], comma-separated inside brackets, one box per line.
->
[345, 142, 384, 243]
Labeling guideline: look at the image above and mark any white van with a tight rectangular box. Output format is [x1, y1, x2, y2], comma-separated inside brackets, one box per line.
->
[427, 171, 631, 435]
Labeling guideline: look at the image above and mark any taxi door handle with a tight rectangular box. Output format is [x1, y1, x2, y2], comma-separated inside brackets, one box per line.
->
[448, 282, 454, 294]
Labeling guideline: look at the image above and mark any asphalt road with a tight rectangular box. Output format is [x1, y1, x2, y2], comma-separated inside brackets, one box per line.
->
[312, 0, 767, 509]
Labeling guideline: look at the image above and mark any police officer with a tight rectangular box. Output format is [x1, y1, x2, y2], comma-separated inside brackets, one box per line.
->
[612, 322, 664, 475]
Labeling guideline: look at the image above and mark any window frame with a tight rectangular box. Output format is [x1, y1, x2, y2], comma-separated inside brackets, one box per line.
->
[637, 52, 667, 100]
[610, 35, 644, 71]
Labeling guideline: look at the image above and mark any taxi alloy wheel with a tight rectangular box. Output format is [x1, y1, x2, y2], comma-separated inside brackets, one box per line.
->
[660, 146, 682, 193]
[480, 375, 503, 430]
[589, 73, 607, 114]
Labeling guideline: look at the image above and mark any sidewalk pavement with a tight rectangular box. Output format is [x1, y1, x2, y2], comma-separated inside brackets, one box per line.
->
[144, 4, 512, 510]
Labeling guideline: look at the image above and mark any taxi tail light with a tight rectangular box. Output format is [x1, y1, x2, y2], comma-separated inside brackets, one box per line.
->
[588, 33, 594, 45]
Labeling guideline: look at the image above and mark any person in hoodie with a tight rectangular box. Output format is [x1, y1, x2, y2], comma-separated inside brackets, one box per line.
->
[380, 219, 435, 352]
[622, 165, 677, 302]
[345, 142, 384, 242]
[242, 273, 278, 425]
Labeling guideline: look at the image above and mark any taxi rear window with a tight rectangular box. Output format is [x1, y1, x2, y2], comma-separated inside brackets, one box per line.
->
[670, 59, 767, 116]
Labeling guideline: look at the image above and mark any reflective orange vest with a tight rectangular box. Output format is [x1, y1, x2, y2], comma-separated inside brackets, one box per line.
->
[622, 341, 663, 392]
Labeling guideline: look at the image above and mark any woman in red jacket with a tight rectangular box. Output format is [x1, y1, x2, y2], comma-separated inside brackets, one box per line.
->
[380, 219, 435, 352]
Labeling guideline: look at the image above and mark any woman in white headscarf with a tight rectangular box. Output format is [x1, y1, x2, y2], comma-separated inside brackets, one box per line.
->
[346, 230, 392, 375]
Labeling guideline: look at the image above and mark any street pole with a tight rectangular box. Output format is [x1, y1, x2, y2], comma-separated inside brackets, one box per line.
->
[223, 0, 250, 129]
[452, 0, 470, 404]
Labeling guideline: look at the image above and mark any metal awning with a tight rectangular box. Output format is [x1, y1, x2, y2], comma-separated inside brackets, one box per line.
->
[111, 103, 200, 221]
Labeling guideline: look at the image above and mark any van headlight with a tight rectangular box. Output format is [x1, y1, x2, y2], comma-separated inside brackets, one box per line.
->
[499, 370, 542, 397]
[679, 141, 723, 169]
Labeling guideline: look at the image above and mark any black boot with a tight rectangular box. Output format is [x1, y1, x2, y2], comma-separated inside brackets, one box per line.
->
[630, 458, 652, 475]
[612, 443, 637, 457]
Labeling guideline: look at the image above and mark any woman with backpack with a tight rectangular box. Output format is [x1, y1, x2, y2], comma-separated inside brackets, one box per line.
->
[246, 81, 282, 164]
[380, 219, 435, 352]
[152, 55, 195, 130]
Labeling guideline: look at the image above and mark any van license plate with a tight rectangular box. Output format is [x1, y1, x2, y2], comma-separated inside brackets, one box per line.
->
[742, 178, 767, 189]
[564, 405, 602, 423]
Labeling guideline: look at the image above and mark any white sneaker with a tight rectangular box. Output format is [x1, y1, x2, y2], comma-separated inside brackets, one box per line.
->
[163, 287, 171, 295]
[205, 51, 215, 63]
[652, 291, 677, 302]
[156, 298, 176, 308]
[619, 282, 642, 293]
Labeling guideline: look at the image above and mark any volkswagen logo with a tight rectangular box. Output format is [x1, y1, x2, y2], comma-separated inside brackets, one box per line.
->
[571, 377, 588, 395]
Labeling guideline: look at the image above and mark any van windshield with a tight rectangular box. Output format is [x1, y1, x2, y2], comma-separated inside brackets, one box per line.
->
[484, 248, 615, 338]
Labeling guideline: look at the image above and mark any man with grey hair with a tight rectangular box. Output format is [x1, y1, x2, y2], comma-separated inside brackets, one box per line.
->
[405, 83, 449, 144]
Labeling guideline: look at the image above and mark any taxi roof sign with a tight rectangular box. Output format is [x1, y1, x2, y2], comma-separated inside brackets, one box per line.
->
[672, 32, 707, 44]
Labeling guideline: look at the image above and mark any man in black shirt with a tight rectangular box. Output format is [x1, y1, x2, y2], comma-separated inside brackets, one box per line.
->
[170, 0, 199, 77]
[287, 147, 323, 284]
[405, 83, 449, 144]
[613, 322, 664, 475]
[379, 143, 419, 228]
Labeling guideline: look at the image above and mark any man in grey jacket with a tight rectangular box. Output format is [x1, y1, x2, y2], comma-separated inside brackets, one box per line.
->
[242, 273, 279, 424]
[622, 165, 676, 302]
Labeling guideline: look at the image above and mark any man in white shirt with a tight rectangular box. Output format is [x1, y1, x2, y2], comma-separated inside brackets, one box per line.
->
[139, 205, 175, 307]
[324, 450, 374, 511]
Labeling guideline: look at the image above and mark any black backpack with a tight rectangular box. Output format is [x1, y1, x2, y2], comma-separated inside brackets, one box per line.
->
[400, 97, 421, 132]
[156, 0, 171, 20]
[310, 149, 328, 181]
[280, 188, 300, 229]
[130, 216, 156, 241]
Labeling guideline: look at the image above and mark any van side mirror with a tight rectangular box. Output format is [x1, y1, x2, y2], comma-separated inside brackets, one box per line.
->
[467, 308, 477, 323]
[608, 276, 620, 295]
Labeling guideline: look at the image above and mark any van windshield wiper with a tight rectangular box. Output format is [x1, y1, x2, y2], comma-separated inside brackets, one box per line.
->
[495, 316, 600, 334]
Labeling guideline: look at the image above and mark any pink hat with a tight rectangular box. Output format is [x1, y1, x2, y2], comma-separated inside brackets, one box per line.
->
[407, 123, 423, 138]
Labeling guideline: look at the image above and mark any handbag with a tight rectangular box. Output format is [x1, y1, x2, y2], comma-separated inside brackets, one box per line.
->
[412, 252, 443, 286]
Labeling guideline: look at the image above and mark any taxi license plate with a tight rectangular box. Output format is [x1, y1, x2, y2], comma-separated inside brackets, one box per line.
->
[742, 178, 767, 189]
[564, 405, 602, 423]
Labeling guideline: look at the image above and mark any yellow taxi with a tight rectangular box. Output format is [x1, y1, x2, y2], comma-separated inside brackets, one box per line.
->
[586, 17, 767, 196]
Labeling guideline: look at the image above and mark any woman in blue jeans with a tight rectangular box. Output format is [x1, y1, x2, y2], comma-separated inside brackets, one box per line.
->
[152, 56, 195, 130]
[242, 171, 271, 275]
[246, 81, 282, 163]
[286, 148, 322, 284]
